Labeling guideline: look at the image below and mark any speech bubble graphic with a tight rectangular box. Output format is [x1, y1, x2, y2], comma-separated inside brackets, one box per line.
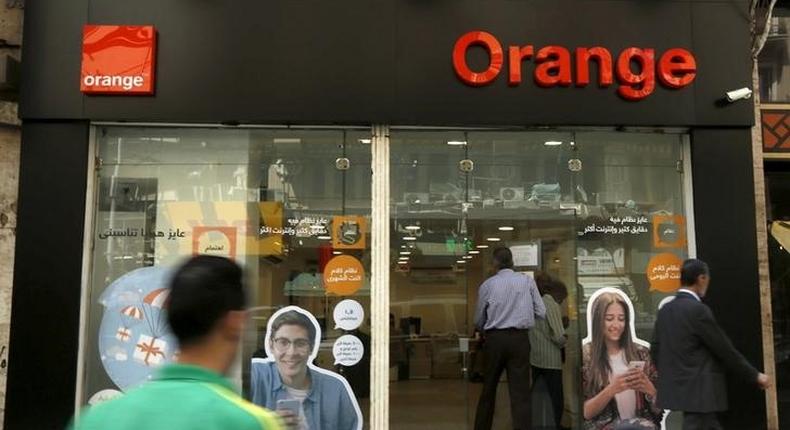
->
[334, 300, 365, 331]
[88, 389, 123, 405]
[323, 255, 365, 296]
[646, 253, 682, 293]
[333, 334, 364, 366]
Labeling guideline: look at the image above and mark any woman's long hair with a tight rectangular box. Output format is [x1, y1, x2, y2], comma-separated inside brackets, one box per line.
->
[588, 292, 638, 394]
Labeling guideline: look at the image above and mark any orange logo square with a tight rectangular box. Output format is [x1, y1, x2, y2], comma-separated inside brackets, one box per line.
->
[81, 25, 156, 95]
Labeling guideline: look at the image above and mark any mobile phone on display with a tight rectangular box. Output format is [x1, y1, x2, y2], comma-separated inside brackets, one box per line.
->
[276, 399, 301, 416]
[628, 361, 645, 371]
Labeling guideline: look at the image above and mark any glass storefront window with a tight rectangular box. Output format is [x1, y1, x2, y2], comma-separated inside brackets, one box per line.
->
[759, 8, 790, 103]
[82, 126, 372, 427]
[82, 125, 691, 429]
[387, 130, 689, 429]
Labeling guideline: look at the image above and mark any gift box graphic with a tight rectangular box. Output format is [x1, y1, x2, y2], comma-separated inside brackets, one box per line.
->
[116, 326, 132, 342]
[98, 266, 179, 391]
[134, 334, 167, 367]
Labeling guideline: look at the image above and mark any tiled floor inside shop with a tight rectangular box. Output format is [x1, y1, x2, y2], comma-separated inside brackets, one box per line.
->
[388, 379, 560, 429]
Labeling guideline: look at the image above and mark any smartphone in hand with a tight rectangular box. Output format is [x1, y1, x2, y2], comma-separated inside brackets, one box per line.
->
[628, 360, 645, 371]
[276, 398, 301, 416]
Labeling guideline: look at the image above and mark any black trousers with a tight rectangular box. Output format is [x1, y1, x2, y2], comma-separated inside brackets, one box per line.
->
[683, 412, 723, 430]
[531, 366, 563, 428]
[474, 329, 532, 430]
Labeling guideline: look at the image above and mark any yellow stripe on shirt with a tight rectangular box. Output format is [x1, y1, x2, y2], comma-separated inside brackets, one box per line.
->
[204, 383, 283, 430]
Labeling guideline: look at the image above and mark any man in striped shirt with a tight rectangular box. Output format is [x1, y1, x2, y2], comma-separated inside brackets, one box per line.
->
[474, 247, 546, 430]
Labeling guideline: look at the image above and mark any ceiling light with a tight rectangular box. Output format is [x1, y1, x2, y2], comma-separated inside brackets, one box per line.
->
[456, 260, 467, 264]
[486, 237, 501, 242]
[358, 138, 372, 144]
[273, 138, 301, 144]
[469, 250, 480, 254]
[476, 244, 489, 249]
[398, 257, 409, 261]
[403, 236, 417, 241]
[498, 226, 514, 231]
[405, 225, 420, 231]
[332, 251, 342, 255]
[400, 251, 411, 255]
[447, 140, 467, 146]
[464, 255, 473, 259]
[317, 235, 331, 240]
[544, 141, 562, 146]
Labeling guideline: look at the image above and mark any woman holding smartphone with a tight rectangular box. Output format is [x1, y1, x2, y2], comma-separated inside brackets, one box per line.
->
[582, 292, 662, 430]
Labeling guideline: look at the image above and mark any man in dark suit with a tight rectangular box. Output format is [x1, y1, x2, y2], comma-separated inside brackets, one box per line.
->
[651, 259, 769, 430]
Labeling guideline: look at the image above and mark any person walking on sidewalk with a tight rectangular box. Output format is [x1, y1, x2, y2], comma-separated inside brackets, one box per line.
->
[474, 247, 546, 430]
[651, 258, 770, 430]
[70, 256, 282, 430]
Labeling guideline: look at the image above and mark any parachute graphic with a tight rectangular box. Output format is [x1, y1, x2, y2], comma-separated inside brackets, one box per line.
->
[120, 305, 143, 326]
[116, 305, 144, 342]
[142, 288, 170, 338]
[98, 266, 178, 391]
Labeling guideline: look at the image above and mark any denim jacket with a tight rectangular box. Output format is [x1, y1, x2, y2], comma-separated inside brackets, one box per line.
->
[251, 359, 361, 430]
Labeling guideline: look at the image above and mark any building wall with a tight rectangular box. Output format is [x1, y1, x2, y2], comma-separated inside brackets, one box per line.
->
[0, 3, 23, 429]
[0, 127, 19, 430]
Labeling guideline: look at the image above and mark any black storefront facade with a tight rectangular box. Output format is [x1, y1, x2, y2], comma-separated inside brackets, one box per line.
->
[7, 1, 771, 429]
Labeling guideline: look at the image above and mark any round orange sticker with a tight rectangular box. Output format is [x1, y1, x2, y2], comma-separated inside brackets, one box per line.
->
[323, 255, 365, 296]
[646, 253, 683, 293]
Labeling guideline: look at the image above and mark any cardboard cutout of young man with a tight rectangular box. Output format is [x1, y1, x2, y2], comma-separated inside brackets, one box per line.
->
[251, 306, 363, 430]
[581, 288, 662, 430]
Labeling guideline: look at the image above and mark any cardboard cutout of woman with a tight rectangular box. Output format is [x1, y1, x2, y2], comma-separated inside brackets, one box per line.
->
[251, 306, 362, 430]
[581, 288, 663, 430]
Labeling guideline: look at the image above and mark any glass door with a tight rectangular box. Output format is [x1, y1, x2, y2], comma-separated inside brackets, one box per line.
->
[388, 130, 583, 430]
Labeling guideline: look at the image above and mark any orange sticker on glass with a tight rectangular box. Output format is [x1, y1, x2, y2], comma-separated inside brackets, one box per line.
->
[653, 215, 686, 248]
[192, 226, 237, 259]
[332, 216, 367, 249]
[323, 255, 365, 296]
[258, 202, 284, 256]
[646, 253, 682, 292]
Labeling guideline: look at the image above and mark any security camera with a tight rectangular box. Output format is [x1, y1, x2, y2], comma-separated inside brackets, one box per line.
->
[725, 87, 753, 102]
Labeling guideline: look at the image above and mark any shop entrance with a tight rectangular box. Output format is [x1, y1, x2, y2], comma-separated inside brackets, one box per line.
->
[386, 129, 689, 429]
[388, 131, 584, 429]
[80, 125, 690, 429]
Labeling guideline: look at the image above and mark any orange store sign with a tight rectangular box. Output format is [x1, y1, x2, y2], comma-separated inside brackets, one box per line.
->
[452, 30, 697, 101]
[81, 25, 156, 95]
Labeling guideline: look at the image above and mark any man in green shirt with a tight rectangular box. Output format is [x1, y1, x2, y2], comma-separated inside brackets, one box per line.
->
[71, 256, 283, 430]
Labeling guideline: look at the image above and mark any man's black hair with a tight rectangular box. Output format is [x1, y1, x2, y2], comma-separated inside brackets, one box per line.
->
[492, 247, 514, 270]
[680, 258, 710, 287]
[167, 255, 246, 346]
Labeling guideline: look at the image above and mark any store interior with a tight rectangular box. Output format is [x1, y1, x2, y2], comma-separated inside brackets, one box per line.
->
[84, 127, 690, 429]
